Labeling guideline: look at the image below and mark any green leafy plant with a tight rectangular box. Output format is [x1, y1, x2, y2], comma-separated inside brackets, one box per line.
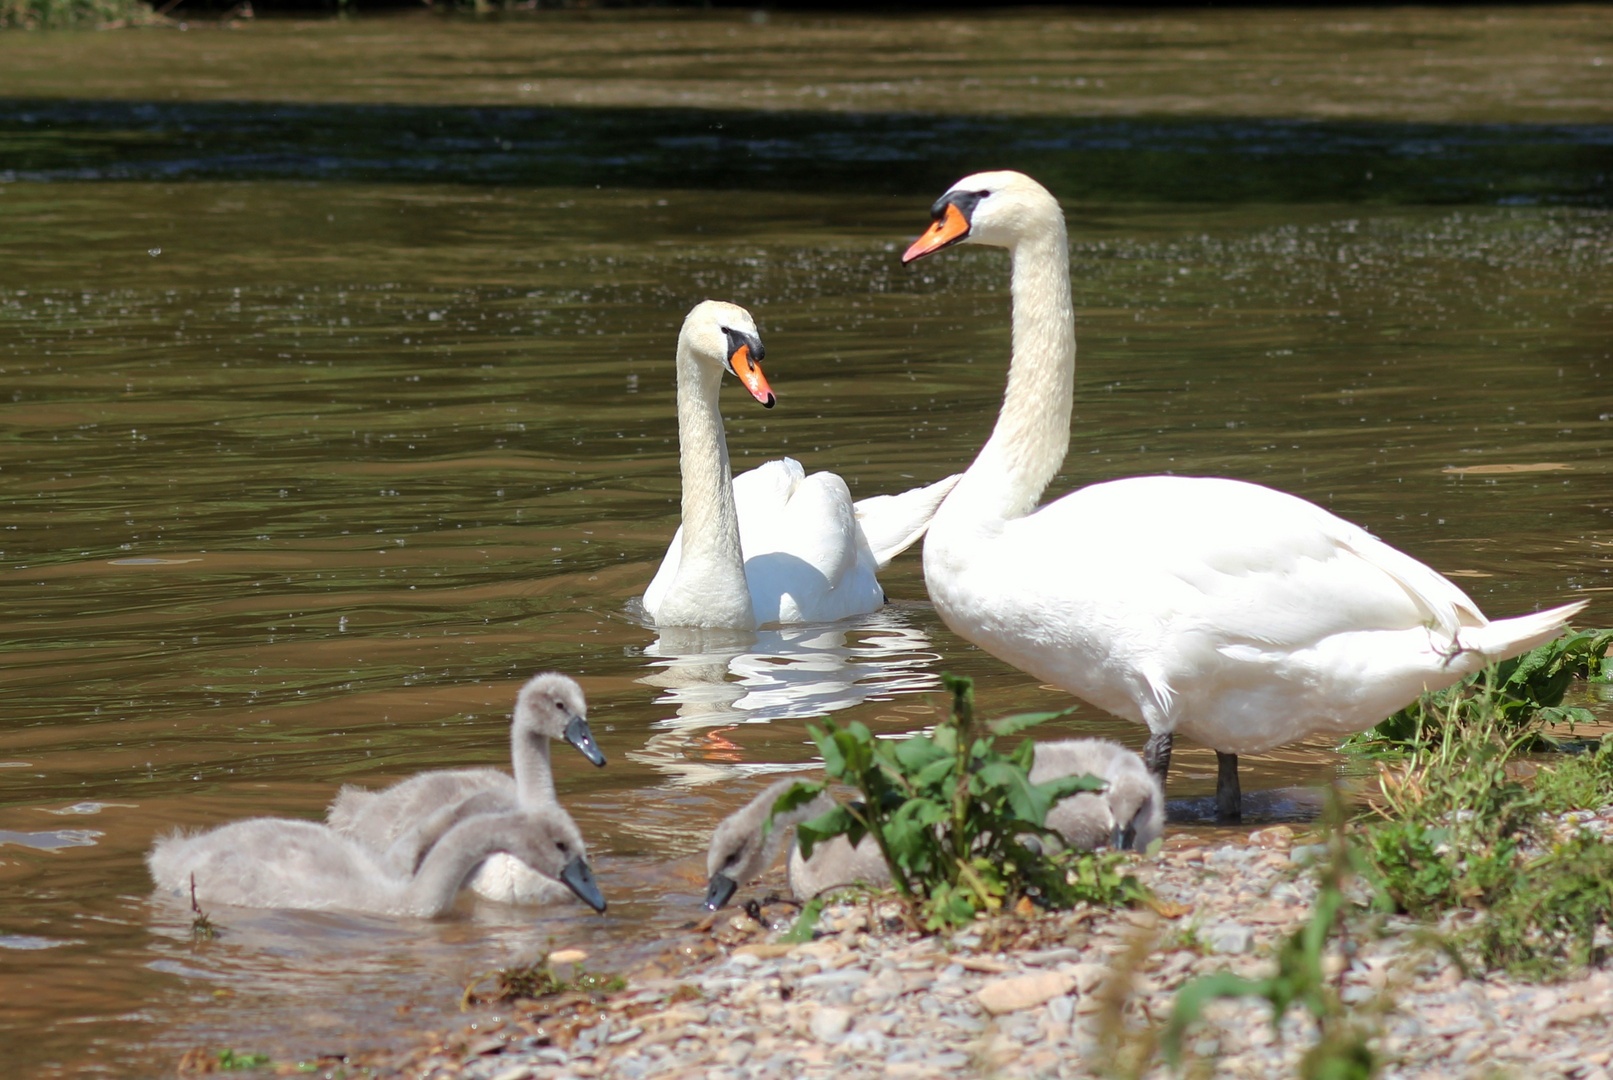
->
[1532, 736, 1613, 815]
[780, 897, 824, 943]
[1357, 688, 1613, 978]
[1164, 818, 1377, 1080]
[777, 673, 1148, 930]
[1349, 629, 1613, 751]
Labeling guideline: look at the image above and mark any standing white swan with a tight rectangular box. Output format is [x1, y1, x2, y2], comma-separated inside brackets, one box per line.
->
[642, 300, 959, 630]
[326, 672, 603, 903]
[148, 808, 606, 918]
[903, 170, 1589, 821]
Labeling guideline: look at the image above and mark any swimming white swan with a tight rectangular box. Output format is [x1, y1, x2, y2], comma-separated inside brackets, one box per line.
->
[703, 778, 887, 909]
[903, 169, 1589, 822]
[703, 746, 1159, 908]
[1030, 739, 1164, 852]
[326, 672, 603, 903]
[642, 300, 959, 630]
[148, 807, 606, 918]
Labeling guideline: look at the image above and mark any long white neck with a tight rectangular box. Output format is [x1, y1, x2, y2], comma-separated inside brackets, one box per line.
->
[511, 726, 555, 806]
[938, 217, 1076, 529]
[661, 339, 755, 629]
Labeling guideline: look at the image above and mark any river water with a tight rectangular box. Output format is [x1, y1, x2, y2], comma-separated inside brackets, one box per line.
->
[1, 10, 1610, 1077]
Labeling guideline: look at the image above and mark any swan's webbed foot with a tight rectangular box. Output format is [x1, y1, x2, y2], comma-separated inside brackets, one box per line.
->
[1143, 731, 1173, 785]
[1215, 751, 1242, 824]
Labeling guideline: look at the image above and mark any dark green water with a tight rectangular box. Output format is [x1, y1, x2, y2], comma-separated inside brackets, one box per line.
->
[2, 15, 1612, 1078]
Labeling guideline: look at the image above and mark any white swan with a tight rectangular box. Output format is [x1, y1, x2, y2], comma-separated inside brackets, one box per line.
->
[148, 807, 606, 918]
[1031, 739, 1164, 852]
[326, 672, 603, 903]
[642, 300, 959, 630]
[903, 170, 1589, 822]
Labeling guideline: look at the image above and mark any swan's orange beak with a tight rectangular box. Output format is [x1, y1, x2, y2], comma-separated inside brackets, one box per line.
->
[729, 344, 775, 408]
[902, 201, 971, 264]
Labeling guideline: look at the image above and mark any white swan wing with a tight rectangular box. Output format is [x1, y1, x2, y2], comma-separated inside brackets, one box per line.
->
[853, 473, 963, 568]
[742, 469, 882, 624]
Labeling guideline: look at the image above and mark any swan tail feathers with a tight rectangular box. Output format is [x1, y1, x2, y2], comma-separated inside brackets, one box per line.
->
[854, 473, 963, 568]
[1457, 600, 1589, 662]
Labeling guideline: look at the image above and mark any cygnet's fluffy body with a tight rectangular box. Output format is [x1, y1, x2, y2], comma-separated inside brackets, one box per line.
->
[1030, 739, 1165, 852]
[326, 673, 603, 904]
[148, 807, 604, 919]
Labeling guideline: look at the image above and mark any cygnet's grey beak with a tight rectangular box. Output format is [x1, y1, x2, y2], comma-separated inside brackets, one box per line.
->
[704, 872, 738, 911]
[1111, 824, 1127, 851]
[560, 855, 607, 913]
[564, 714, 607, 767]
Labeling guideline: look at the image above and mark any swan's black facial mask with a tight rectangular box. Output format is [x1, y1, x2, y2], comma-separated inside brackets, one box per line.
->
[721, 327, 775, 409]
[902, 189, 987, 264]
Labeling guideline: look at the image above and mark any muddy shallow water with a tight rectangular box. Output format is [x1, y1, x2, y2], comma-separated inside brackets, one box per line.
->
[1, 10, 1611, 1078]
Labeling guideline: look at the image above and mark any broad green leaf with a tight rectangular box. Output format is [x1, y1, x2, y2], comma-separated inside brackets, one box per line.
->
[988, 707, 1078, 738]
[796, 804, 858, 860]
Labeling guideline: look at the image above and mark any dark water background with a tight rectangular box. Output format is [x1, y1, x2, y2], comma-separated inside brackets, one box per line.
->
[1, 8, 1610, 1077]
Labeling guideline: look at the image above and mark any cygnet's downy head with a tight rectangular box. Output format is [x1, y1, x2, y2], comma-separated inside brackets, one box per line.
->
[514, 672, 605, 767]
[1105, 766, 1164, 853]
[496, 810, 607, 913]
[703, 806, 773, 911]
[901, 170, 1061, 263]
[681, 299, 774, 409]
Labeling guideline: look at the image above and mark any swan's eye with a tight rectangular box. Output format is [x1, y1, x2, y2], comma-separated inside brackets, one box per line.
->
[557, 841, 570, 853]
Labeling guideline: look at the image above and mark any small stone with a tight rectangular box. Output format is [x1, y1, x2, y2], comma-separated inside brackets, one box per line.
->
[548, 948, 588, 965]
[810, 1006, 852, 1043]
[1206, 925, 1254, 954]
[976, 972, 1076, 1015]
[1549, 1001, 1600, 1026]
[489, 1068, 534, 1080]
[1067, 963, 1107, 994]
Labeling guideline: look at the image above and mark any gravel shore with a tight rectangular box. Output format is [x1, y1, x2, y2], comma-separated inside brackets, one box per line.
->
[365, 816, 1613, 1080]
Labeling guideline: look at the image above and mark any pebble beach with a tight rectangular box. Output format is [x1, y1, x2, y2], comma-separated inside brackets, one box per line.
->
[351, 810, 1613, 1080]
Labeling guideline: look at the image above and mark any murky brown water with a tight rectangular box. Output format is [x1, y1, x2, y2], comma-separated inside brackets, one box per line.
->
[2, 10, 1611, 1078]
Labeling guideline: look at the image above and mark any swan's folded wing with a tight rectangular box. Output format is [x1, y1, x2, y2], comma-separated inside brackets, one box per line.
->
[772, 471, 864, 585]
[1023, 475, 1485, 652]
[732, 458, 805, 556]
[853, 473, 962, 568]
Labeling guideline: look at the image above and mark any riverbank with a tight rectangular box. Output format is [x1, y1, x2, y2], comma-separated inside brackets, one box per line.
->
[356, 813, 1613, 1080]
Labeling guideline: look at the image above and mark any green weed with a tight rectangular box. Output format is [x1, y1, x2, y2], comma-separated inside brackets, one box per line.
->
[1349, 629, 1612, 752]
[0, 0, 156, 29]
[1164, 817, 1377, 1080]
[215, 1049, 272, 1071]
[189, 874, 219, 943]
[1532, 736, 1613, 815]
[1357, 688, 1613, 979]
[778, 673, 1148, 931]
[781, 897, 824, 943]
[461, 960, 625, 1007]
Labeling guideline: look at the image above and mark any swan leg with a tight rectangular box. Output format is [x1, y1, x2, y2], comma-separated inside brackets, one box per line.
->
[1215, 751, 1241, 824]
[1142, 731, 1173, 785]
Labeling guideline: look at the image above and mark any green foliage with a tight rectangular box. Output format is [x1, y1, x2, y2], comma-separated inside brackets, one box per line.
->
[1532, 737, 1613, 815]
[1351, 630, 1613, 751]
[215, 1049, 273, 1071]
[781, 897, 824, 944]
[0, 0, 154, 29]
[1164, 823, 1376, 1080]
[788, 674, 1147, 930]
[1358, 697, 1613, 978]
[462, 960, 625, 1006]
[189, 874, 220, 943]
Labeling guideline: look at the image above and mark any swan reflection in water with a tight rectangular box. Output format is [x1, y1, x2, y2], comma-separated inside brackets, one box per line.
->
[628, 607, 943, 786]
